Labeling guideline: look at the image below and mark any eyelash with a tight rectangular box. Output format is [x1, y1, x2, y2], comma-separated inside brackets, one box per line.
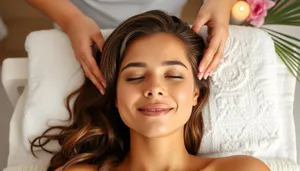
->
[126, 76, 184, 82]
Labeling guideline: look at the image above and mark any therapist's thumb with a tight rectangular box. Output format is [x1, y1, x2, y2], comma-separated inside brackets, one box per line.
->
[192, 13, 209, 33]
[92, 31, 105, 52]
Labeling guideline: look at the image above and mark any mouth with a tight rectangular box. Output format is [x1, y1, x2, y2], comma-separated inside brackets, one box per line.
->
[137, 107, 173, 117]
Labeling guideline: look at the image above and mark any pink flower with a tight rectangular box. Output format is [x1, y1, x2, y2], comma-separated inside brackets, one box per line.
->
[247, 0, 276, 27]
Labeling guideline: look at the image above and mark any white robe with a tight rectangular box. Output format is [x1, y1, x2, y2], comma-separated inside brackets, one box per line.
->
[71, 0, 188, 28]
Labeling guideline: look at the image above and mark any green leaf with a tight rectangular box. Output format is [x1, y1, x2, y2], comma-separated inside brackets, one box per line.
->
[276, 43, 299, 71]
[261, 27, 300, 43]
[273, 38, 300, 80]
[264, 0, 300, 26]
[264, 21, 300, 26]
[272, 3, 300, 17]
[259, 27, 300, 82]
[275, 41, 300, 67]
[275, 44, 300, 82]
[267, 32, 300, 56]
[275, 48, 296, 77]
[269, 0, 286, 15]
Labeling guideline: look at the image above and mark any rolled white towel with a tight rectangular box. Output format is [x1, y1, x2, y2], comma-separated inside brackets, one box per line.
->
[3, 165, 47, 171]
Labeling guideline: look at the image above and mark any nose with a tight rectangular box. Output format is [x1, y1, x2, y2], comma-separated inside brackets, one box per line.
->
[143, 78, 165, 98]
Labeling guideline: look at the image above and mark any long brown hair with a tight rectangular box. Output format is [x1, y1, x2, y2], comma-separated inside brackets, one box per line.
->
[31, 10, 210, 171]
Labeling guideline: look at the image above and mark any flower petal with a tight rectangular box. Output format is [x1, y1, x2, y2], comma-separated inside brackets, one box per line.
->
[247, 0, 254, 5]
[250, 16, 265, 27]
[264, 0, 276, 9]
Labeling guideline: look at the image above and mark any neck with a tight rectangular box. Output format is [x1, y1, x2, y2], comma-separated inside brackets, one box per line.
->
[120, 128, 192, 171]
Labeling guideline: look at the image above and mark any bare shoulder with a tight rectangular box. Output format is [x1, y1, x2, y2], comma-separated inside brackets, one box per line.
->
[207, 155, 270, 171]
[55, 164, 98, 171]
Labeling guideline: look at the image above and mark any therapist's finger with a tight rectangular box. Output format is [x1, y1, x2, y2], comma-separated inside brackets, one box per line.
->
[81, 60, 105, 95]
[83, 52, 106, 87]
[204, 39, 226, 79]
[92, 31, 105, 52]
[198, 36, 220, 77]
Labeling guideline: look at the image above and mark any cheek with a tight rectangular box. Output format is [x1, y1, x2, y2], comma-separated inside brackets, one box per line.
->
[116, 82, 139, 125]
[171, 80, 195, 120]
[117, 84, 130, 110]
[171, 81, 195, 103]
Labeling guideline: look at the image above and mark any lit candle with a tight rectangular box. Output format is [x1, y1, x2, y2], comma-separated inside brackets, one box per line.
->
[231, 1, 251, 21]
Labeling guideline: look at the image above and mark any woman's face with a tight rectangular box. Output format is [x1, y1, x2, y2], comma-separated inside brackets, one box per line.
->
[116, 33, 199, 138]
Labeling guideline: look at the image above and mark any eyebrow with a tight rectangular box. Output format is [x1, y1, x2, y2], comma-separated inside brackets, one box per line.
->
[121, 60, 188, 72]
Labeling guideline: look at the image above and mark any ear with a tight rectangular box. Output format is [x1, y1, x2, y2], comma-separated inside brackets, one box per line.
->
[192, 85, 200, 106]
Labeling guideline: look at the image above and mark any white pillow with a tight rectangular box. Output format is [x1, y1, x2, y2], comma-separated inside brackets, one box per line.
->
[23, 29, 113, 151]
[23, 27, 280, 156]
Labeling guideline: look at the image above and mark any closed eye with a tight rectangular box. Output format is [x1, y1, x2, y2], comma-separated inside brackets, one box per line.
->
[126, 76, 183, 82]
[166, 76, 184, 79]
[126, 77, 145, 82]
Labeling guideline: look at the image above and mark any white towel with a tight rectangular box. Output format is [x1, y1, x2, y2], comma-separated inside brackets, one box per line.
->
[3, 165, 47, 171]
[199, 26, 280, 155]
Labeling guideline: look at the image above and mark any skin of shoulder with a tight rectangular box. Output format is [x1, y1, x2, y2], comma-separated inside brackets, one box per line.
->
[209, 155, 270, 171]
[55, 164, 98, 171]
[54, 155, 270, 171]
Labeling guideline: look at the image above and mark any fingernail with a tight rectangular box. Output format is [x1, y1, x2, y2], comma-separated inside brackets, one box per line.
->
[101, 81, 107, 88]
[198, 72, 204, 80]
[209, 72, 213, 77]
[191, 25, 196, 31]
[199, 67, 204, 73]
[204, 73, 209, 80]
[100, 89, 104, 95]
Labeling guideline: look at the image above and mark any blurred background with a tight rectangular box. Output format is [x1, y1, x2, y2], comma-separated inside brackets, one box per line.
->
[0, 0, 299, 170]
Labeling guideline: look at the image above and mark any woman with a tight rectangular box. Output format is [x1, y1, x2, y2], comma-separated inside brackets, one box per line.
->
[31, 10, 269, 171]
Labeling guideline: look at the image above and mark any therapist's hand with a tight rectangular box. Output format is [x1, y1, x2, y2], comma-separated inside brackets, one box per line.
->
[65, 15, 106, 94]
[192, 0, 236, 80]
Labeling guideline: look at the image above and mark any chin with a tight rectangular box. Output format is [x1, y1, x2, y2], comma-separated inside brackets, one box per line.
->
[136, 126, 182, 139]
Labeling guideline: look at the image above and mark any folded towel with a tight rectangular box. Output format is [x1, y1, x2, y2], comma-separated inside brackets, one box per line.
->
[199, 26, 280, 155]
[3, 165, 47, 171]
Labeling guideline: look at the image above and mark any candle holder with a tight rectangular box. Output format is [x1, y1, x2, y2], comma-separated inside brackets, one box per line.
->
[230, 1, 250, 25]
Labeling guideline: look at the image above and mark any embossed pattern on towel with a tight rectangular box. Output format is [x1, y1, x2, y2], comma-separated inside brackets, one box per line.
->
[199, 26, 280, 155]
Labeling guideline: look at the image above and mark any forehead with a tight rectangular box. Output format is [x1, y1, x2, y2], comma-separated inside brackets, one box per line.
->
[121, 33, 189, 64]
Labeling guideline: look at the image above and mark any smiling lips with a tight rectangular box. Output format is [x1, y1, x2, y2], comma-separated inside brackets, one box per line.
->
[138, 104, 173, 117]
